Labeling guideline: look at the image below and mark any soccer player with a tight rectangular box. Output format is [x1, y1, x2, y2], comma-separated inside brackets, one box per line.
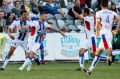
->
[19, 12, 64, 71]
[0, 10, 32, 70]
[85, 0, 120, 75]
[72, 7, 96, 71]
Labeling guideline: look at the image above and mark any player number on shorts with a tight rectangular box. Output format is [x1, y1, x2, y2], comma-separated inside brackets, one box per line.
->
[106, 15, 110, 23]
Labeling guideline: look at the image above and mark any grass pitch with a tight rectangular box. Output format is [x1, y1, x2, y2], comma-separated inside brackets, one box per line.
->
[0, 62, 120, 79]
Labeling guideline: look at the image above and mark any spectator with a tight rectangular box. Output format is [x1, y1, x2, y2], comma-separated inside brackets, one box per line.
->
[38, 0, 45, 13]
[7, 0, 14, 10]
[0, 0, 3, 7]
[85, 0, 92, 8]
[0, 11, 6, 32]
[6, 12, 15, 26]
[44, 0, 64, 15]
[11, 1, 21, 18]
[30, 0, 40, 15]
[1, 0, 11, 15]
[80, 0, 85, 8]
[110, 3, 118, 13]
[68, 0, 82, 20]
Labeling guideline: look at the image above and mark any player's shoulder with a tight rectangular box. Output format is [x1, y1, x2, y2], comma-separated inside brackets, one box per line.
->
[32, 20, 39, 25]
[84, 16, 94, 20]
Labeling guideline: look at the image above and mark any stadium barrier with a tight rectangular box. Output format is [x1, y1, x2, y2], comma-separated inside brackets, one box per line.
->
[0, 33, 119, 61]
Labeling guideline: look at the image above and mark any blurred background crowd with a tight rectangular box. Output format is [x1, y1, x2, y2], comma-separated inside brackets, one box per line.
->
[0, 0, 120, 33]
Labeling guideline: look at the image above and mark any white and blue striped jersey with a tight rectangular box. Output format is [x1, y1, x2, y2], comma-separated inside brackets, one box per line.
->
[9, 19, 32, 42]
[32, 20, 51, 43]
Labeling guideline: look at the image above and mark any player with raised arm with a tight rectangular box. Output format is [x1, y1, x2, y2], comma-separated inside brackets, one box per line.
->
[72, 7, 96, 71]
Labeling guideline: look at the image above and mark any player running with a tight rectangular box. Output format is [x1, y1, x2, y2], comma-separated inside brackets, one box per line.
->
[0, 10, 32, 70]
[84, 0, 120, 75]
[72, 7, 96, 71]
[19, 12, 65, 71]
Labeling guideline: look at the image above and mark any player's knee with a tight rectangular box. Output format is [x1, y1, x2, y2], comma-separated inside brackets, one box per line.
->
[29, 51, 35, 58]
[91, 53, 95, 58]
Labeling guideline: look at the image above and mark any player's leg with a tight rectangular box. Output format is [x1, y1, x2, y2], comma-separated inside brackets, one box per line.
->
[19, 51, 34, 71]
[40, 43, 47, 64]
[102, 34, 113, 65]
[19, 41, 32, 71]
[90, 36, 97, 58]
[76, 48, 87, 71]
[105, 48, 112, 66]
[85, 48, 102, 75]
[85, 38, 104, 75]
[0, 46, 16, 70]
[19, 42, 40, 71]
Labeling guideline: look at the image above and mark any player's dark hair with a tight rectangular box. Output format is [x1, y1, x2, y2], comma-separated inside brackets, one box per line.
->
[83, 8, 90, 15]
[20, 10, 27, 15]
[40, 11, 47, 15]
[0, 10, 4, 13]
[100, 0, 108, 7]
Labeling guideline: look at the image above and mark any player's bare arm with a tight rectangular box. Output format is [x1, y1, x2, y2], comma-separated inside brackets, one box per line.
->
[7, 27, 15, 40]
[113, 16, 120, 35]
[49, 27, 65, 37]
[71, 7, 84, 20]
[95, 20, 100, 38]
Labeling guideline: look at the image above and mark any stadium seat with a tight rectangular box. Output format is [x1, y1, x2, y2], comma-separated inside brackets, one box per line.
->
[57, 20, 66, 29]
[67, 25, 77, 31]
[65, 20, 74, 26]
[46, 14, 54, 20]
[75, 20, 81, 26]
[48, 19, 59, 30]
[64, 14, 73, 20]
[77, 25, 85, 32]
[61, 8, 68, 14]
[54, 14, 63, 20]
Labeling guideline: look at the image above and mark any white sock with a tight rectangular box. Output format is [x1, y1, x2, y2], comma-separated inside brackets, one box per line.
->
[2, 58, 10, 69]
[89, 56, 100, 71]
[112, 50, 120, 55]
[79, 54, 84, 68]
[20, 58, 31, 70]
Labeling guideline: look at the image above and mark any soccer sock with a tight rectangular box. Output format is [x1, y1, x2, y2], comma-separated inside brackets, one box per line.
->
[112, 50, 120, 56]
[79, 54, 84, 68]
[41, 51, 44, 64]
[20, 57, 32, 69]
[2, 55, 10, 69]
[89, 56, 100, 71]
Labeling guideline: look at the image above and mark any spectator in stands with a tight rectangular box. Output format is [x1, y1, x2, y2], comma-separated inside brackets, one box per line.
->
[30, 0, 40, 15]
[68, 0, 82, 20]
[11, 1, 21, 18]
[85, 0, 92, 8]
[6, 12, 15, 26]
[0, 0, 3, 7]
[44, 0, 64, 15]
[7, 0, 14, 10]
[0, 11, 6, 32]
[38, 0, 45, 13]
[1, 0, 11, 15]
[110, 3, 118, 13]
[80, 0, 85, 8]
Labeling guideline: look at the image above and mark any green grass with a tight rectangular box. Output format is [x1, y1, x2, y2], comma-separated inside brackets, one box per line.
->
[0, 62, 120, 79]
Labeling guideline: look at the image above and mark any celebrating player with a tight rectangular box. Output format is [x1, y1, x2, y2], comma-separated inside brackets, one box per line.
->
[72, 7, 96, 71]
[84, 0, 120, 75]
